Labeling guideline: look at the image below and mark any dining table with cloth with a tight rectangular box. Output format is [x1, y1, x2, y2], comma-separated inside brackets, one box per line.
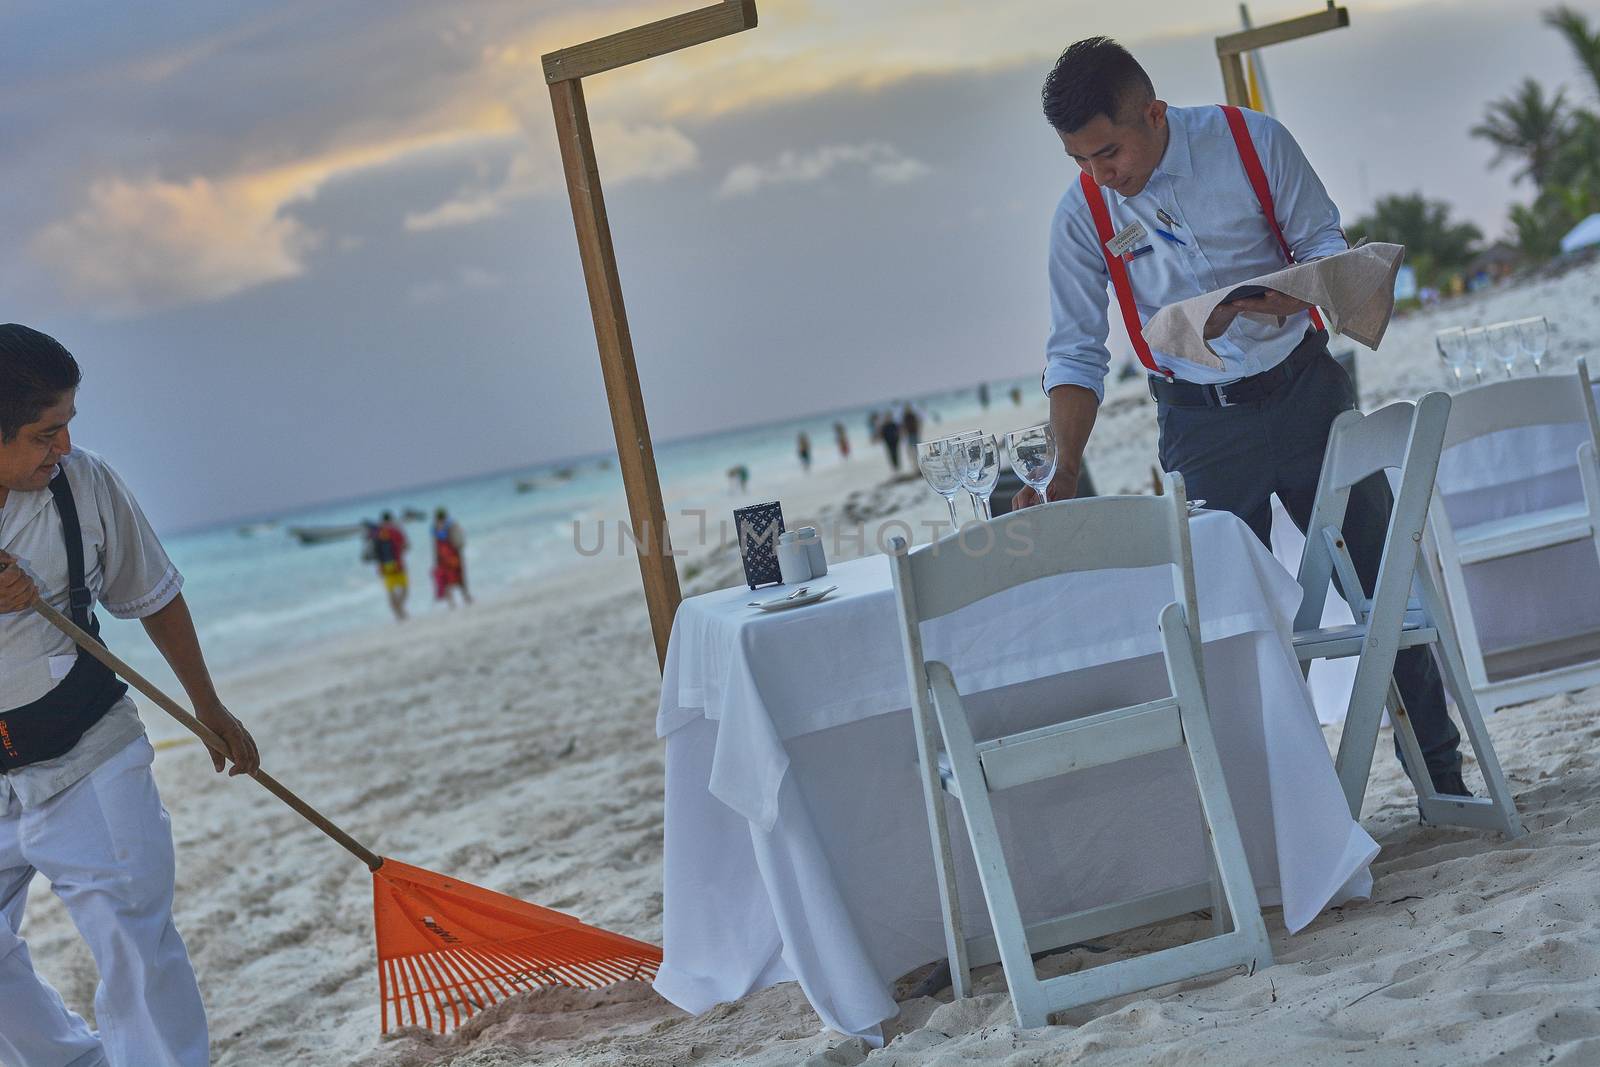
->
[653, 509, 1378, 1042]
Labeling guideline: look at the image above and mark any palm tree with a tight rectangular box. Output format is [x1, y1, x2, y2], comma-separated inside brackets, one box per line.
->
[1544, 4, 1600, 101]
[1346, 193, 1482, 287]
[1471, 77, 1570, 189]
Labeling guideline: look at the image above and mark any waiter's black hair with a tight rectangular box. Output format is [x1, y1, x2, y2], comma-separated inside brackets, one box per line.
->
[1042, 37, 1155, 133]
[0, 324, 81, 443]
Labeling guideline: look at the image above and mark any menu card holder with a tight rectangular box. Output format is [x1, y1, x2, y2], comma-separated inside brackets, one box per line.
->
[735, 502, 785, 589]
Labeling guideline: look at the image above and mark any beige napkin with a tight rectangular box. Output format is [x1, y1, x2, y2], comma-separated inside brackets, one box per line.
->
[1142, 242, 1407, 370]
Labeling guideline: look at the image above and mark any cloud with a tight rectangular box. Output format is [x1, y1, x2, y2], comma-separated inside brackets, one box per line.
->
[30, 174, 316, 316]
[408, 264, 505, 305]
[29, 125, 513, 316]
[404, 120, 698, 232]
[718, 142, 930, 197]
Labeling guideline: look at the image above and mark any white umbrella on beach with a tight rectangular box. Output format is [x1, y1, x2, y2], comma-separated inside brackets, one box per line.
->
[1561, 213, 1600, 255]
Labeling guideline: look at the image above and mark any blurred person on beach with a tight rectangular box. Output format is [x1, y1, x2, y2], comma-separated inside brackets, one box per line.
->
[431, 508, 471, 608]
[878, 410, 903, 471]
[0, 323, 259, 1067]
[727, 464, 750, 493]
[1010, 387, 1023, 406]
[368, 510, 409, 621]
[834, 421, 851, 460]
[900, 403, 922, 451]
[796, 432, 812, 472]
[1014, 37, 1468, 799]
[978, 382, 991, 409]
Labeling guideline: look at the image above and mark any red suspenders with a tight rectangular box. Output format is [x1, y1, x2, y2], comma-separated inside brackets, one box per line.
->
[1082, 104, 1326, 379]
[1081, 169, 1171, 378]
[1220, 105, 1328, 333]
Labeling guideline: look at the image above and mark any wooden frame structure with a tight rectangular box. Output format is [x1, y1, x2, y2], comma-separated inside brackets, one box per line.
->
[544, 2, 759, 668]
[542, 0, 1351, 670]
[1216, 2, 1349, 107]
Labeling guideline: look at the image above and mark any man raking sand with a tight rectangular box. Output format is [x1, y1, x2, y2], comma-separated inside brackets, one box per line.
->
[0, 324, 260, 1067]
[0, 325, 662, 1061]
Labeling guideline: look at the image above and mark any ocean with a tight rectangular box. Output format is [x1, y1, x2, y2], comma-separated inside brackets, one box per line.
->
[98, 376, 1037, 690]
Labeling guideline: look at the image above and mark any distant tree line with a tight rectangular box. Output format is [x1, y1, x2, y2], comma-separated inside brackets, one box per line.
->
[1345, 5, 1600, 285]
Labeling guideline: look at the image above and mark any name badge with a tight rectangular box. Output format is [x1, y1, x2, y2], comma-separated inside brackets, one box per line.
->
[1105, 220, 1148, 258]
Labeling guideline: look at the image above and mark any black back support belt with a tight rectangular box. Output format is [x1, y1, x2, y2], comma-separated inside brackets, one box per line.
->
[0, 468, 129, 770]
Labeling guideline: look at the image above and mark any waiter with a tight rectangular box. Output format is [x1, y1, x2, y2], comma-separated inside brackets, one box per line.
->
[1014, 38, 1468, 799]
[0, 324, 260, 1066]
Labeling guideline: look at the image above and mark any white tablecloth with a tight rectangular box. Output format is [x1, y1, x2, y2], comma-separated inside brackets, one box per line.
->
[655, 511, 1377, 1040]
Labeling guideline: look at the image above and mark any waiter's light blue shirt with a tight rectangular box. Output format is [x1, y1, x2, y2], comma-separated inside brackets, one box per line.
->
[1044, 104, 1347, 402]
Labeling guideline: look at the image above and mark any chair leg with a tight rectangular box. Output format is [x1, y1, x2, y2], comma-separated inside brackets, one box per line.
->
[1386, 678, 1439, 800]
[930, 792, 973, 1000]
[1206, 844, 1230, 938]
[926, 667, 1052, 1027]
[1415, 575, 1527, 837]
[1333, 646, 1398, 820]
[1161, 608, 1273, 968]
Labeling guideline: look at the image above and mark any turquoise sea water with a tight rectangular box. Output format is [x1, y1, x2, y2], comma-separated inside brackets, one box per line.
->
[99, 377, 1036, 686]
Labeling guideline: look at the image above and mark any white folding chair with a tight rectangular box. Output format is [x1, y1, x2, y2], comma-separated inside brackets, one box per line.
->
[1292, 393, 1525, 837]
[889, 473, 1272, 1030]
[1427, 365, 1600, 715]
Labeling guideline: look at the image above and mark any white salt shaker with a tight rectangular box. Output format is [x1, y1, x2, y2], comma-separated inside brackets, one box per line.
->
[777, 530, 814, 585]
[797, 526, 827, 577]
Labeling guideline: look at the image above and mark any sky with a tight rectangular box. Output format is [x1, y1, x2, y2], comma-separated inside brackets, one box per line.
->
[2, 0, 1595, 530]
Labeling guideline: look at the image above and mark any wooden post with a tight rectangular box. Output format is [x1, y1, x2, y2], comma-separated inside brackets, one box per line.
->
[548, 79, 681, 665]
[544, 2, 758, 670]
[1215, 2, 1349, 107]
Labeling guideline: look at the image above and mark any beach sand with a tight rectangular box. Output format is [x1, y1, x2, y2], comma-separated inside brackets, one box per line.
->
[21, 253, 1600, 1065]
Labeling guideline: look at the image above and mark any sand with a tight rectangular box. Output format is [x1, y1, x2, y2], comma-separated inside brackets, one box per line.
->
[20, 252, 1600, 1066]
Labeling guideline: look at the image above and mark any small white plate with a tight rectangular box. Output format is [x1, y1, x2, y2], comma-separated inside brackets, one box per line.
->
[748, 585, 838, 611]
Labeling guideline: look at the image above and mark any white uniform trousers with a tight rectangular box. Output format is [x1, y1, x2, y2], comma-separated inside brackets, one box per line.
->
[0, 737, 208, 1067]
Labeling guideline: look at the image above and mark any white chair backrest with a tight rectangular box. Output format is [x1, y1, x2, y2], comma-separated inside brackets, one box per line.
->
[1441, 363, 1599, 450]
[894, 474, 1195, 626]
[1295, 393, 1451, 633]
[1318, 397, 1442, 494]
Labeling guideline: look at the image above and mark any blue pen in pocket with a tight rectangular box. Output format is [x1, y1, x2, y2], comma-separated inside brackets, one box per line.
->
[1154, 228, 1187, 247]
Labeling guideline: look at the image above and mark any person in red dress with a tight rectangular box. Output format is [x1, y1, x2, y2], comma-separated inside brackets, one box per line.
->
[431, 508, 471, 607]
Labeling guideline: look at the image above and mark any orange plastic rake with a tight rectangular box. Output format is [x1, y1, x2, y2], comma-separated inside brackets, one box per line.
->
[371, 858, 659, 1032]
[34, 597, 662, 1035]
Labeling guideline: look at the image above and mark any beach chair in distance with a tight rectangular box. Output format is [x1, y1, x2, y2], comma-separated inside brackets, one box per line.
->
[1426, 366, 1600, 716]
[1291, 394, 1525, 837]
[889, 473, 1272, 1029]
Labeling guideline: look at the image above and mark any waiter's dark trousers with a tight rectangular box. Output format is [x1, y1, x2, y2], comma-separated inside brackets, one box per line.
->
[1155, 330, 1464, 782]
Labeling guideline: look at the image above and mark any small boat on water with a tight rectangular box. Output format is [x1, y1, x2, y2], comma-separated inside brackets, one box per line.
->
[287, 524, 366, 545]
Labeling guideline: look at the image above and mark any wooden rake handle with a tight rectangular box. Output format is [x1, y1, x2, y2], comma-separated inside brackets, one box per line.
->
[30, 596, 384, 872]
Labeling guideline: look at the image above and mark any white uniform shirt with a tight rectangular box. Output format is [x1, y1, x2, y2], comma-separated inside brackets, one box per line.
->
[1044, 104, 1348, 401]
[0, 449, 182, 809]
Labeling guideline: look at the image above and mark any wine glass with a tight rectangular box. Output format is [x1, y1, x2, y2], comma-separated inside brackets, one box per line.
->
[959, 432, 1002, 521]
[917, 439, 965, 531]
[1515, 316, 1548, 373]
[1004, 423, 1056, 504]
[946, 429, 981, 517]
[1487, 321, 1522, 377]
[1464, 327, 1492, 384]
[1435, 327, 1469, 390]
[940, 431, 979, 518]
